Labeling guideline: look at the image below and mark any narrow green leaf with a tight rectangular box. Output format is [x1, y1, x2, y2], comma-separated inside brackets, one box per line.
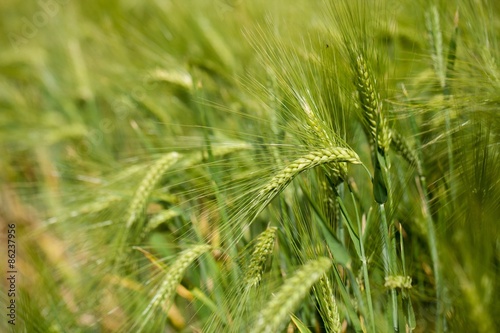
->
[290, 314, 314, 333]
[300, 183, 351, 266]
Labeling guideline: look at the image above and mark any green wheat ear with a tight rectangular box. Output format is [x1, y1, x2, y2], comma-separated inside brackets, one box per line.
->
[112, 152, 181, 266]
[244, 226, 278, 288]
[125, 152, 181, 229]
[248, 257, 332, 333]
[138, 244, 211, 331]
[315, 275, 341, 333]
[259, 147, 360, 202]
[296, 93, 348, 181]
[351, 52, 391, 203]
[426, 5, 445, 89]
[390, 130, 422, 176]
[353, 53, 392, 156]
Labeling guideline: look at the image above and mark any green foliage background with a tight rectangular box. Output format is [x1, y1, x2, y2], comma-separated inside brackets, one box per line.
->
[1, 0, 499, 332]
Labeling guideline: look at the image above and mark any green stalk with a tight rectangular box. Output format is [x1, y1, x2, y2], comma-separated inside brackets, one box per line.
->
[417, 175, 443, 332]
[379, 203, 399, 332]
[444, 10, 459, 204]
[351, 191, 375, 332]
[444, 111, 456, 204]
[337, 183, 346, 247]
[375, 146, 399, 332]
[404, 79, 444, 332]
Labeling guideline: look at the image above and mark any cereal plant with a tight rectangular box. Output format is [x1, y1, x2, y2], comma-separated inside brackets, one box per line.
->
[1, 0, 499, 332]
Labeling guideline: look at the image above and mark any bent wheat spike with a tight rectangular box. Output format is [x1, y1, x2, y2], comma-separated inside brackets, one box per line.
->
[139, 244, 211, 329]
[384, 275, 412, 290]
[145, 208, 182, 234]
[244, 227, 278, 288]
[354, 54, 391, 154]
[296, 92, 333, 145]
[182, 142, 251, 167]
[426, 6, 445, 89]
[125, 152, 180, 228]
[259, 147, 360, 200]
[296, 92, 348, 180]
[249, 257, 332, 333]
[390, 130, 422, 175]
[315, 275, 341, 333]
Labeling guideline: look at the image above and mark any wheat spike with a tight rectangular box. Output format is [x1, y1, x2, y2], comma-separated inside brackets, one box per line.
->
[354, 54, 391, 155]
[320, 171, 342, 228]
[426, 6, 446, 89]
[315, 275, 341, 333]
[384, 275, 412, 290]
[139, 244, 211, 330]
[259, 147, 360, 201]
[390, 130, 423, 175]
[125, 152, 180, 229]
[249, 257, 332, 333]
[296, 92, 348, 180]
[244, 227, 278, 288]
[46, 195, 121, 224]
[144, 209, 182, 234]
[296, 92, 333, 145]
[134, 144, 249, 240]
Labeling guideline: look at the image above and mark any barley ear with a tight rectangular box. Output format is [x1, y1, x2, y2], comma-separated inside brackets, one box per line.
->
[384, 275, 412, 290]
[125, 152, 180, 229]
[426, 6, 445, 89]
[244, 227, 278, 288]
[139, 244, 211, 330]
[314, 275, 341, 333]
[259, 147, 360, 203]
[143, 208, 182, 235]
[115, 152, 180, 266]
[353, 53, 392, 155]
[249, 257, 332, 333]
[296, 93, 348, 182]
[46, 195, 120, 224]
[320, 171, 342, 228]
[296, 92, 334, 146]
[390, 130, 423, 176]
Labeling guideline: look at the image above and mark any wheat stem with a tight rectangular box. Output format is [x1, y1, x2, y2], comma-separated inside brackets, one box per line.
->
[380, 203, 399, 332]
[351, 189, 375, 333]
[416, 175, 443, 333]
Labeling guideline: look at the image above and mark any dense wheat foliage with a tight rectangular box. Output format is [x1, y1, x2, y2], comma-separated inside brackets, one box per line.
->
[1, 0, 499, 332]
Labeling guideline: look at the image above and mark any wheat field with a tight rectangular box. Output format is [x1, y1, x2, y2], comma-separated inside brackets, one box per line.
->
[1, 0, 499, 332]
